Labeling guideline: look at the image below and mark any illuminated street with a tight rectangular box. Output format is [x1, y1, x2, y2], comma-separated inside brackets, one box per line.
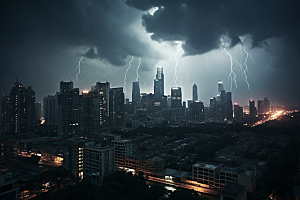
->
[251, 110, 286, 127]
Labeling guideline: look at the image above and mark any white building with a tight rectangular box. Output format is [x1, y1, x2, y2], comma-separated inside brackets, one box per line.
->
[112, 139, 133, 169]
[84, 145, 115, 185]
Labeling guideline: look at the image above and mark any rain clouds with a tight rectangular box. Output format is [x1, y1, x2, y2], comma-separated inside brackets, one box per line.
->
[0, 0, 158, 66]
[127, 0, 300, 62]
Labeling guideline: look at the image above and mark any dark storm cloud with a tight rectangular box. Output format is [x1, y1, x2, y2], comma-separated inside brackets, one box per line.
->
[127, 0, 300, 58]
[0, 0, 157, 66]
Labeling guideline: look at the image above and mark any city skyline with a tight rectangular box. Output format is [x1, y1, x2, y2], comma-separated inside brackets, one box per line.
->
[1, 0, 300, 107]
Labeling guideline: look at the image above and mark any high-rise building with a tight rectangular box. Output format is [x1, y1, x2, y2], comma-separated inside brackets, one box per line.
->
[218, 80, 224, 94]
[193, 84, 198, 101]
[257, 100, 263, 114]
[0, 95, 10, 133]
[171, 87, 182, 122]
[84, 145, 115, 185]
[234, 103, 243, 122]
[249, 100, 257, 117]
[57, 81, 81, 140]
[263, 97, 270, 113]
[190, 101, 204, 124]
[132, 82, 140, 108]
[34, 102, 41, 124]
[109, 87, 124, 129]
[9, 79, 36, 138]
[154, 66, 164, 99]
[43, 94, 58, 125]
[93, 81, 110, 128]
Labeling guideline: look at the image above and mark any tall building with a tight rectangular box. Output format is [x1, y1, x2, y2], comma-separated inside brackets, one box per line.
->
[109, 87, 124, 129]
[249, 100, 257, 117]
[190, 101, 204, 124]
[257, 100, 263, 114]
[132, 82, 140, 108]
[234, 104, 243, 122]
[171, 87, 182, 122]
[263, 97, 270, 113]
[57, 81, 81, 140]
[0, 95, 10, 133]
[220, 90, 233, 122]
[43, 94, 58, 126]
[154, 66, 164, 99]
[9, 79, 36, 138]
[218, 80, 224, 94]
[34, 102, 41, 124]
[193, 84, 198, 101]
[92, 81, 110, 129]
[84, 145, 115, 185]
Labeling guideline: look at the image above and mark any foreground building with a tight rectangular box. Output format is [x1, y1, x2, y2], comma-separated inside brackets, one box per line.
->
[84, 145, 115, 185]
[192, 162, 256, 191]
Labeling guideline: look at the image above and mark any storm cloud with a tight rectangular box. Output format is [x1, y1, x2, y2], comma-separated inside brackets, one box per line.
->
[127, 0, 300, 58]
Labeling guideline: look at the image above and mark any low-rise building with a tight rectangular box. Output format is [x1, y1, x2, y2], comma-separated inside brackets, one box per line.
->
[0, 166, 18, 200]
[83, 145, 115, 185]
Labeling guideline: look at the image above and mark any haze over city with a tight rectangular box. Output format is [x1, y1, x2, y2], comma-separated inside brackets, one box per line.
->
[1, 0, 300, 106]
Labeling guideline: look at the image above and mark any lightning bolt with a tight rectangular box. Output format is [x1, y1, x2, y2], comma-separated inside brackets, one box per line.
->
[224, 49, 237, 91]
[123, 56, 134, 97]
[76, 55, 84, 82]
[242, 46, 251, 91]
[135, 58, 146, 86]
[181, 57, 190, 80]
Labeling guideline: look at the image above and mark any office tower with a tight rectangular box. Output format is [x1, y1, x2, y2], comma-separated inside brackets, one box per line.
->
[58, 81, 81, 140]
[112, 139, 133, 170]
[190, 101, 204, 124]
[93, 81, 110, 128]
[9, 79, 36, 138]
[0, 138, 15, 167]
[218, 90, 233, 122]
[193, 84, 198, 101]
[146, 93, 155, 119]
[132, 82, 140, 108]
[257, 100, 263, 114]
[263, 97, 270, 113]
[109, 87, 124, 129]
[34, 102, 41, 124]
[218, 80, 224, 94]
[234, 104, 243, 122]
[84, 145, 115, 185]
[43, 94, 58, 125]
[0, 95, 10, 133]
[171, 87, 182, 122]
[154, 66, 164, 99]
[249, 99, 257, 117]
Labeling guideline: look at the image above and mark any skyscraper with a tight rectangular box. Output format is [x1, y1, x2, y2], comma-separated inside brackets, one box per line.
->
[171, 87, 182, 122]
[218, 80, 224, 94]
[257, 100, 263, 114]
[249, 99, 257, 117]
[234, 103, 243, 122]
[43, 94, 58, 126]
[132, 82, 140, 108]
[57, 81, 81, 139]
[190, 101, 204, 124]
[109, 87, 124, 129]
[9, 79, 36, 138]
[154, 66, 164, 99]
[263, 97, 270, 113]
[193, 84, 198, 101]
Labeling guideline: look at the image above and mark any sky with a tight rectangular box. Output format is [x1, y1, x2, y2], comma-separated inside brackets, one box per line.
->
[0, 0, 300, 107]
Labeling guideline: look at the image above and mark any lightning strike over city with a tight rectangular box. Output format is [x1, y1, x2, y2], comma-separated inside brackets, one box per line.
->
[75, 55, 84, 82]
[1, 1, 300, 199]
